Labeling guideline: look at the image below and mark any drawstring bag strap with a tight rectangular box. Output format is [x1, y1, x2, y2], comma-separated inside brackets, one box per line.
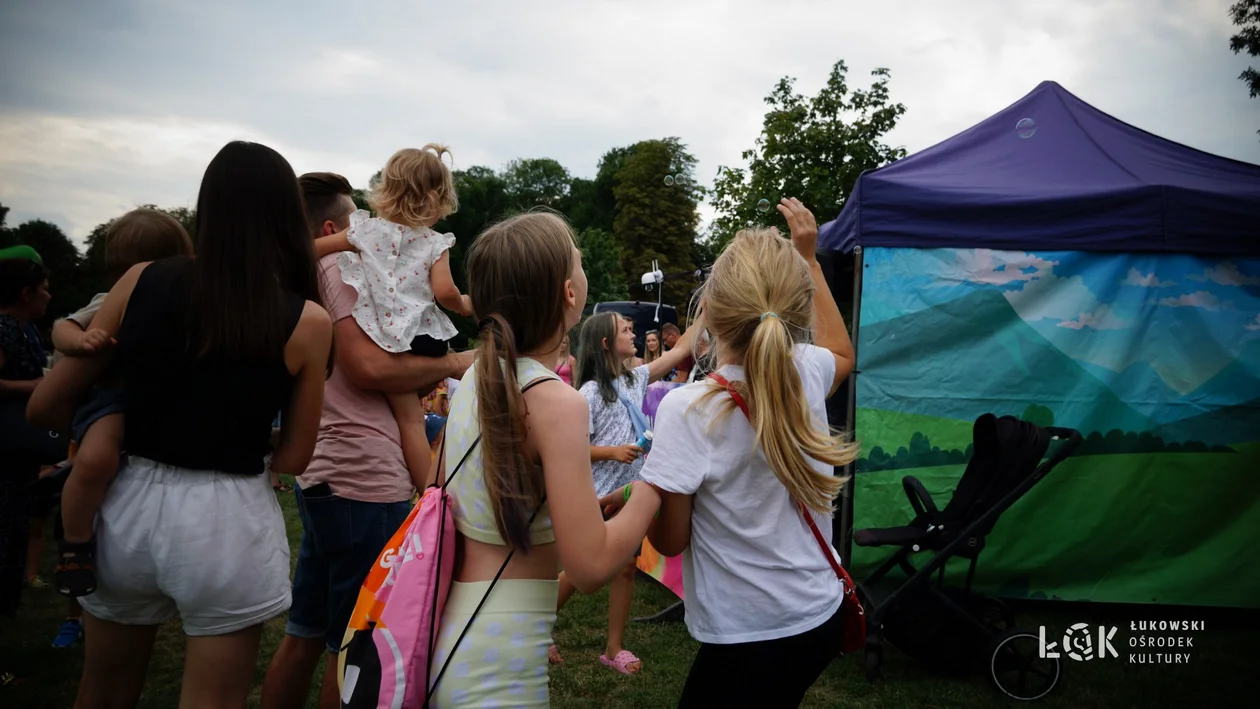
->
[425, 374, 558, 704]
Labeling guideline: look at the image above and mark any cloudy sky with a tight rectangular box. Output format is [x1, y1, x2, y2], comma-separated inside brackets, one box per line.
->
[1, 0, 1256, 243]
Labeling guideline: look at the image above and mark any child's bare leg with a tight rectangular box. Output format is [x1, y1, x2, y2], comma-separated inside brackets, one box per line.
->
[387, 392, 432, 489]
[61, 413, 123, 544]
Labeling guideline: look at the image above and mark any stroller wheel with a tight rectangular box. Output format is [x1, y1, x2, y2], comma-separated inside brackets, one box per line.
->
[988, 628, 1061, 701]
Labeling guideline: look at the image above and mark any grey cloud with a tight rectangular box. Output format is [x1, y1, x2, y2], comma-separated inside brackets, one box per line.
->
[1, 0, 1257, 240]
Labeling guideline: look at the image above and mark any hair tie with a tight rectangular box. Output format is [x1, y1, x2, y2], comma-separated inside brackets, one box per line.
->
[479, 317, 497, 330]
[760, 312, 779, 322]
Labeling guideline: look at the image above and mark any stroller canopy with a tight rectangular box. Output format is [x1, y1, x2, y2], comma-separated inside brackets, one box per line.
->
[819, 81, 1260, 257]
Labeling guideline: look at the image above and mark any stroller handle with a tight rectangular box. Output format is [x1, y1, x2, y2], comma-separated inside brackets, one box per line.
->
[1042, 426, 1083, 463]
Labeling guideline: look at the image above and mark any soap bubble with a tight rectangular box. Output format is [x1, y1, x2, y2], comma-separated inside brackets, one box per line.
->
[663, 175, 675, 186]
[853, 245, 863, 255]
[756, 199, 771, 213]
[1016, 118, 1036, 139]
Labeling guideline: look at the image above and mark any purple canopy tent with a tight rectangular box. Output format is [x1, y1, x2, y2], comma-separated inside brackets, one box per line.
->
[820, 80, 1260, 256]
[818, 81, 1260, 608]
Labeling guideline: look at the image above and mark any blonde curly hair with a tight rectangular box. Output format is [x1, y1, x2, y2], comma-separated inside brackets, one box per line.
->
[368, 144, 459, 228]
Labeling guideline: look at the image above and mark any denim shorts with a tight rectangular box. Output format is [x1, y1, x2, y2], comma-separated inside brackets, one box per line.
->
[286, 483, 412, 653]
[71, 388, 126, 443]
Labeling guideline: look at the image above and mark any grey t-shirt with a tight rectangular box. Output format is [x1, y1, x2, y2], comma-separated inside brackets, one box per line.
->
[580, 364, 650, 496]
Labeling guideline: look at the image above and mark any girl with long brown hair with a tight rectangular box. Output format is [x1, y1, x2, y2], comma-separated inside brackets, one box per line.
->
[550, 310, 694, 675]
[427, 211, 661, 706]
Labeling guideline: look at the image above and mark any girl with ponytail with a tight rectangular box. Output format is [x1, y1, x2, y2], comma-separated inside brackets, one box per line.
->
[617, 198, 858, 706]
[427, 210, 662, 707]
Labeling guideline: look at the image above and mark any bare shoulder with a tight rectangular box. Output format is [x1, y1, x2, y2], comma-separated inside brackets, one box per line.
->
[525, 377, 587, 419]
[291, 301, 333, 347]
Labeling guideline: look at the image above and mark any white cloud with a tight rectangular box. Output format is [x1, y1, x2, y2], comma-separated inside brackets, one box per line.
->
[1004, 273, 1100, 322]
[1157, 290, 1232, 311]
[0, 0, 1257, 244]
[1246, 314, 1260, 331]
[1057, 304, 1130, 330]
[1120, 268, 1175, 287]
[1187, 262, 1260, 287]
[937, 249, 1058, 286]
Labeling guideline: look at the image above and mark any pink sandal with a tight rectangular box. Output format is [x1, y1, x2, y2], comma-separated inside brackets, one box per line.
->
[600, 649, 642, 675]
[548, 644, 563, 664]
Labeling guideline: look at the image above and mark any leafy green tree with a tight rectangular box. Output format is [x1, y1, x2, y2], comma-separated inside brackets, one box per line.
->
[1231, 0, 1260, 137]
[6, 218, 92, 327]
[578, 228, 629, 305]
[611, 138, 702, 308]
[1020, 404, 1055, 428]
[503, 158, 571, 209]
[711, 61, 907, 247]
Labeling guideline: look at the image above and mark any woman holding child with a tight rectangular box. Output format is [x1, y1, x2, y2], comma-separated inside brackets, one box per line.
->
[28, 140, 334, 708]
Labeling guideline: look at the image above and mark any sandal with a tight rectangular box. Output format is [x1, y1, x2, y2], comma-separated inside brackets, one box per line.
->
[548, 644, 563, 665]
[273, 482, 292, 493]
[54, 539, 98, 598]
[599, 649, 642, 675]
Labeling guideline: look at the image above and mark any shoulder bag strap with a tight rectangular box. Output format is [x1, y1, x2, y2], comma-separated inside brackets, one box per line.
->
[706, 373, 845, 583]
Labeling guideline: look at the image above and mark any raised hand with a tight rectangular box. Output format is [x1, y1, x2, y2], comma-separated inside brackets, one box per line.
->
[776, 197, 818, 264]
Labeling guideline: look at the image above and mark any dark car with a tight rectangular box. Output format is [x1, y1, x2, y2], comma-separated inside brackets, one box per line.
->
[591, 301, 679, 357]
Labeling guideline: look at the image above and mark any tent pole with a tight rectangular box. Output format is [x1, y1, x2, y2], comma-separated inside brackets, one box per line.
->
[837, 246, 863, 566]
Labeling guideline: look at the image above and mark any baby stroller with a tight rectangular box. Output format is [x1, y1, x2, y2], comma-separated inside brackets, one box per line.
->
[852, 413, 1081, 701]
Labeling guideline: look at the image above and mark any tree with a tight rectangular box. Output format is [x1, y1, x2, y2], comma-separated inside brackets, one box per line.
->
[578, 228, 629, 305]
[1020, 404, 1055, 428]
[502, 158, 571, 209]
[611, 138, 702, 308]
[1231, 0, 1260, 137]
[711, 61, 907, 247]
[7, 219, 93, 328]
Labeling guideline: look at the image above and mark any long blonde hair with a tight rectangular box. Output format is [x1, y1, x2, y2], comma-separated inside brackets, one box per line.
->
[466, 210, 576, 553]
[369, 144, 459, 228]
[695, 228, 858, 514]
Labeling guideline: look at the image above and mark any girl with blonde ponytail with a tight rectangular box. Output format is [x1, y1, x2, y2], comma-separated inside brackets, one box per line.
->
[623, 198, 858, 707]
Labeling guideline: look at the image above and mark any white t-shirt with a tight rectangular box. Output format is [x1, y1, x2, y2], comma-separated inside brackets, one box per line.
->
[639, 344, 843, 645]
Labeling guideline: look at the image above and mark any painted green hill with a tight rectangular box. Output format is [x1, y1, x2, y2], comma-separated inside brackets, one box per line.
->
[857, 408, 974, 452]
[1155, 397, 1260, 447]
[856, 288, 1156, 435]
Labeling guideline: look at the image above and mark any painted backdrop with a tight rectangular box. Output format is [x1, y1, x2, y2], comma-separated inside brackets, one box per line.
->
[853, 247, 1260, 608]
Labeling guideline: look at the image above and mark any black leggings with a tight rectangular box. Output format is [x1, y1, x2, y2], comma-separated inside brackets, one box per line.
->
[678, 602, 845, 709]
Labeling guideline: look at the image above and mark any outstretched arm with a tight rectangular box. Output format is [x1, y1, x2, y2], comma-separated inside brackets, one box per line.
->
[645, 324, 700, 383]
[780, 198, 854, 396]
[313, 229, 352, 259]
[534, 384, 659, 593]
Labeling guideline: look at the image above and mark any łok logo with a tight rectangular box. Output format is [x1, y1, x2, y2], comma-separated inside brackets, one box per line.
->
[1039, 623, 1118, 661]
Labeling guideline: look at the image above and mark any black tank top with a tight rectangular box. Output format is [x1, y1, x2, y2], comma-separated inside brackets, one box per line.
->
[118, 257, 306, 475]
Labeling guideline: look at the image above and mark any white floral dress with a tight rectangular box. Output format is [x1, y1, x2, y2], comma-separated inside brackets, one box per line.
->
[339, 209, 459, 353]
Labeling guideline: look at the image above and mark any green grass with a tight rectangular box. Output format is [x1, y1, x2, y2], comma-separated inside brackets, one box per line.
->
[2, 476, 1252, 707]
[858, 408, 975, 453]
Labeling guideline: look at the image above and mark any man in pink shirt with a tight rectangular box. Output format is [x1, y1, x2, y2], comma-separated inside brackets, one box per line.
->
[262, 173, 473, 709]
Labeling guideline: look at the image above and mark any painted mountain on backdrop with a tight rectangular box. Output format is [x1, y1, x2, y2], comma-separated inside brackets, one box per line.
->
[857, 289, 1157, 435]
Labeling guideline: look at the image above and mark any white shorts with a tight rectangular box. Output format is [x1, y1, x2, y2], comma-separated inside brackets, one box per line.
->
[78, 455, 292, 636]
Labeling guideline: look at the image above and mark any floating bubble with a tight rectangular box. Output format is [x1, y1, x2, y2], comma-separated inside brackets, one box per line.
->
[756, 199, 771, 213]
[663, 175, 675, 186]
[1016, 118, 1036, 139]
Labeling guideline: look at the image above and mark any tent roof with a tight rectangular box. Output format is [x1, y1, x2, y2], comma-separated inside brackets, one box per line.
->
[818, 81, 1260, 256]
